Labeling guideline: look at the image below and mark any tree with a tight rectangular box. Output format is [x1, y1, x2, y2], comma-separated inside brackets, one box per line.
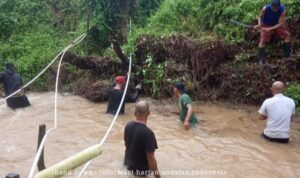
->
[82, 0, 162, 66]
[0, 0, 17, 40]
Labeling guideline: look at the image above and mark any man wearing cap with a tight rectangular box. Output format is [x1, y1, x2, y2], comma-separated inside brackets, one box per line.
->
[0, 63, 31, 109]
[106, 75, 141, 115]
[173, 82, 198, 130]
[254, 0, 292, 64]
[258, 81, 296, 143]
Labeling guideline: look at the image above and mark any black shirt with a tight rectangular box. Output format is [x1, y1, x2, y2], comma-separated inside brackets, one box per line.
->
[0, 70, 30, 109]
[0, 70, 23, 96]
[106, 88, 139, 115]
[124, 121, 158, 173]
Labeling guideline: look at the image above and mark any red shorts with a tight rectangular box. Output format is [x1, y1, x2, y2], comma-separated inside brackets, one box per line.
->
[260, 24, 291, 43]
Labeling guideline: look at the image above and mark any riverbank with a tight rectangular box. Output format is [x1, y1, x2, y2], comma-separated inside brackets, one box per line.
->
[1, 93, 300, 178]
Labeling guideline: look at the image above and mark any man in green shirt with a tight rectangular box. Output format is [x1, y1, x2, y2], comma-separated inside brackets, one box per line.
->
[173, 82, 198, 130]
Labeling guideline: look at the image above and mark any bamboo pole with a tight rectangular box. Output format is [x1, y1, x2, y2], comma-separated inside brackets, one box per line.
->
[33, 144, 102, 178]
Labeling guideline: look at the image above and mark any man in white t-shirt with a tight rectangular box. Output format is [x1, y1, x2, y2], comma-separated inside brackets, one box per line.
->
[258, 81, 296, 143]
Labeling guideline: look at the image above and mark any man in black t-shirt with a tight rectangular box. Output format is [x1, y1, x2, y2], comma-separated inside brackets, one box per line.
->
[106, 75, 141, 115]
[124, 101, 161, 178]
[0, 63, 30, 109]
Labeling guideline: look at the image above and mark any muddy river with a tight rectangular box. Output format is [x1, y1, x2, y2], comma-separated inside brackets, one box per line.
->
[0, 93, 300, 178]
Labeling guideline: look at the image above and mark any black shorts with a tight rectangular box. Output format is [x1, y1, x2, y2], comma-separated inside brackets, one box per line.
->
[261, 133, 289, 143]
[6, 95, 31, 109]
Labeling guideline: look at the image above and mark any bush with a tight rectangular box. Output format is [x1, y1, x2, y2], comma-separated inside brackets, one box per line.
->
[141, 0, 300, 41]
[141, 56, 165, 97]
[285, 84, 300, 114]
[0, 0, 85, 89]
[0, 26, 81, 89]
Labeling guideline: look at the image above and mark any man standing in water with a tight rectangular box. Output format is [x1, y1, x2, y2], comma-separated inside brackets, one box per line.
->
[258, 81, 296, 143]
[173, 82, 198, 130]
[106, 75, 141, 115]
[0, 63, 30, 109]
[254, 0, 292, 64]
[124, 101, 160, 178]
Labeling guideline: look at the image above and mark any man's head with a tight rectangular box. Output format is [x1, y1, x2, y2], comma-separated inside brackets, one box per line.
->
[115, 76, 126, 87]
[174, 82, 185, 97]
[135, 100, 150, 122]
[5, 62, 15, 72]
[271, 81, 285, 95]
[271, 0, 281, 11]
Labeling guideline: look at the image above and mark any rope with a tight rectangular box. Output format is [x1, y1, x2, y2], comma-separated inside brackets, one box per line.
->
[0, 33, 86, 104]
[77, 54, 133, 178]
[28, 34, 86, 178]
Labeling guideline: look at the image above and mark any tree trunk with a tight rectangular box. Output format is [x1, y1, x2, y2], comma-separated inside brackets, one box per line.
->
[118, 0, 128, 43]
[112, 41, 129, 69]
[62, 52, 121, 74]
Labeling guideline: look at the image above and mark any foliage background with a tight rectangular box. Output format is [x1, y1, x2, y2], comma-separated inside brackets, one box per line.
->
[0, 0, 299, 110]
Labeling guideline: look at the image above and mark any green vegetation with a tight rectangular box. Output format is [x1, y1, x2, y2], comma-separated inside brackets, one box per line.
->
[138, 0, 300, 41]
[126, 0, 300, 99]
[141, 56, 165, 97]
[0, 0, 163, 88]
[0, 0, 84, 89]
[0, 0, 299, 95]
[285, 84, 300, 114]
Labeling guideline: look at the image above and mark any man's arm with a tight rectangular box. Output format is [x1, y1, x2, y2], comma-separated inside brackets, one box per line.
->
[0, 72, 4, 97]
[258, 101, 268, 120]
[124, 126, 128, 147]
[258, 114, 267, 120]
[267, 11, 286, 31]
[291, 102, 297, 121]
[0, 72, 5, 83]
[126, 92, 138, 103]
[147, 152, 161, 178]
[291, 114, 295, 122]
[255, 7, 266, 28]
[184, 104, 193, 130]
[125, 84, 141, 103]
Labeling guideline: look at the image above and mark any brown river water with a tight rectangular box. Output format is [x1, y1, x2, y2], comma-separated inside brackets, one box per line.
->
[0, 92, 300, 178]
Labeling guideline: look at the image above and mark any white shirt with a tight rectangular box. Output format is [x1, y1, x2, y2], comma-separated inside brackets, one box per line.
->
[258, 94, 296, 139]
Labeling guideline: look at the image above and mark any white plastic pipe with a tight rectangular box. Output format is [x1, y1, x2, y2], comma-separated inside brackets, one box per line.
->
[77, 55, 133, 178]
[28, 34, 87, 178]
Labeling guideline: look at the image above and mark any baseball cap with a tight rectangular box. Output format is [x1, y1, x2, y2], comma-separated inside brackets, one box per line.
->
[174, 82, 186, 93]
[115, 76, 126, 83]
[271, 0, 281, 7]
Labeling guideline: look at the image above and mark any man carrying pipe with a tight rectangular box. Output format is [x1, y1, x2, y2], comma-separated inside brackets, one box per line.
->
[254, 0, 292, 64]
[0, 62, 30, 109]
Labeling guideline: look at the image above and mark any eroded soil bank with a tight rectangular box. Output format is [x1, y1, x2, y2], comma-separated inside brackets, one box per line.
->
[59, 17, 300, 104]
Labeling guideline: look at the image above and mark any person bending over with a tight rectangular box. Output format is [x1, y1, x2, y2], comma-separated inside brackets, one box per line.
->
[0, 63, 30, 109]
[258, 81, 296, 143]
[106, 75, 141, 115]
[254, 0, 292, 64]
[124, 101, 160, 178]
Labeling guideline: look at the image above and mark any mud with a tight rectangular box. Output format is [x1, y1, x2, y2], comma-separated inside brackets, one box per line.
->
[1, 93, 300, 178]
[135, 34, 300, 104]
